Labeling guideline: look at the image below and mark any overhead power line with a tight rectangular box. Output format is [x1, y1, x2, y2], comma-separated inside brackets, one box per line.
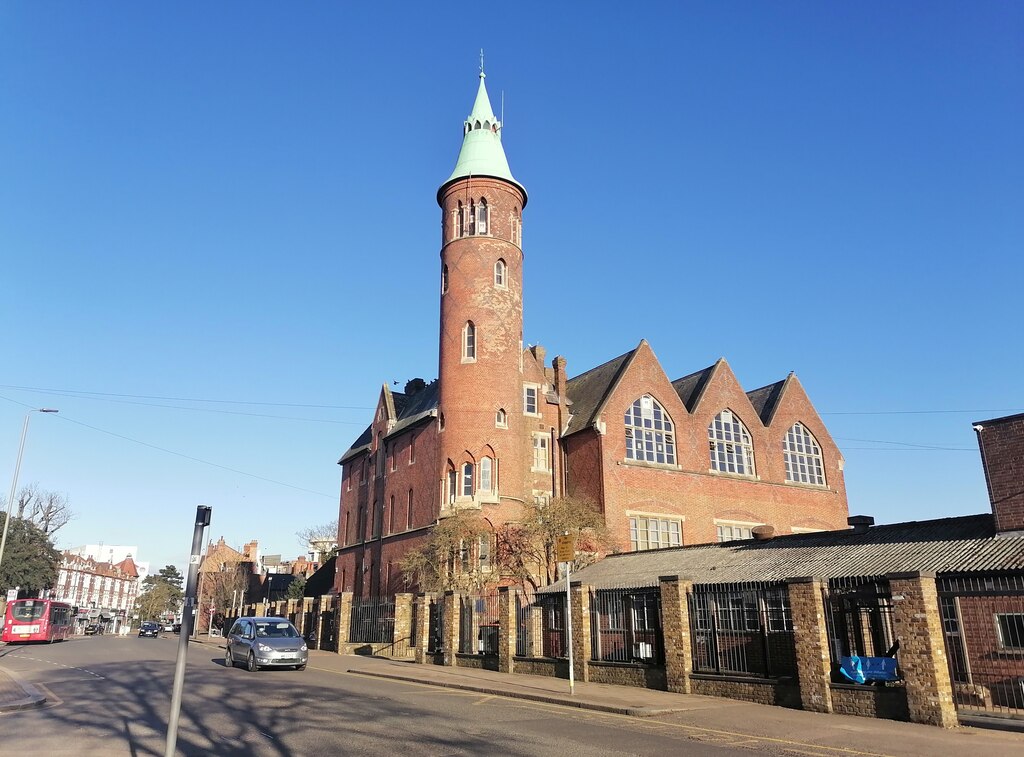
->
[0, 383, 374, 411]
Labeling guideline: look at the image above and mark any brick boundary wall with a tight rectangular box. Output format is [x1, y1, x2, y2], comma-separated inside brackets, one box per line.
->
[787, 577, 833, 713]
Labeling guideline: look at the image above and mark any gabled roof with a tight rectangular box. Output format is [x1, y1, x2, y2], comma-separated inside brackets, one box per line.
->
[544, 514, 1023, 591]
[339, 380, 440, 464]
[746, 377, 788, 425]
[114, 556, 139, 579]
[563, 347, 637, 437]
[671, 362, 718, 412]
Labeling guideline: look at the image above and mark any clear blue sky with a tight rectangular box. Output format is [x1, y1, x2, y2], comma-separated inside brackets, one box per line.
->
[2, 3, 1021, 572]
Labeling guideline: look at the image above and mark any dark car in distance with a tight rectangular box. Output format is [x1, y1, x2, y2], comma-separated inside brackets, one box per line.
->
[138, 621, 160, 638]
[83, 623, 102, 635]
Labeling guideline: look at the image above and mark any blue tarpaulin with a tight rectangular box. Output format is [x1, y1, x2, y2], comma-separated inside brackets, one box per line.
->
[839, 655, 899, 684]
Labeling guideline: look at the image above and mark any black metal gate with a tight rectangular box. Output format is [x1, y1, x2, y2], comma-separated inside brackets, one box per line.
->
[939, 573, 1024, 716]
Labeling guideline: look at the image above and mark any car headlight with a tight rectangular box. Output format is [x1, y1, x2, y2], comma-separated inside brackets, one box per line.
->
[300, 644, 308, 652]
[257, 643, 273, 653]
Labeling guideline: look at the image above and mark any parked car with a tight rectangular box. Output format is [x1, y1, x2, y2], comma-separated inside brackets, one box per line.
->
[83, 623, 102, 635]
[224, 617, 308, 671]
[138, 621, 160, 638]
[163, 622, 174, 632]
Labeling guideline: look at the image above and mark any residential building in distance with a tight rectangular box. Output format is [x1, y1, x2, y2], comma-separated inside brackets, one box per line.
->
[55, 550, 140, 633]
[333, 69, 849, 598]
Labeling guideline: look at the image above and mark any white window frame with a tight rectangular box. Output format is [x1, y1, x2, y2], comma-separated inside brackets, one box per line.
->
[628, 514, 683, 552]
[708, 409, 756, 476]
[714, 520, 761, 543]
[461, 462, 474, 497]
[532, 434, 550, 472]
[463, 322, 476, 362]
[783, 422, 827, 486]
[524, 384, 540, 416]
[494, 258, 507, 287]
[995, 613, 1024, 651]
[495, 408, 507, 428]
[624, 394, 676, 465]
[479, 457, 493, 493]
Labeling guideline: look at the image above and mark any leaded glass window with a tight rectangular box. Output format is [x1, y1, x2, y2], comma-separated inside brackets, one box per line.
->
[624, 395, 676, 465]
[708, 409, 755, 476]
[783, 422, 826, 486]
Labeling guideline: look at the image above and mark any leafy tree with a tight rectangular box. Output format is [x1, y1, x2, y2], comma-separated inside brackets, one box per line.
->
[136, 564, 184, 621]
[285, 574, 307, 600]
[0, 514, 60, 593]
[198, 564, 250, 632]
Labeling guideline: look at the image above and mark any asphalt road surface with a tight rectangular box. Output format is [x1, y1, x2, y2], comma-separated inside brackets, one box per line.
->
[0, 634, 774, 756]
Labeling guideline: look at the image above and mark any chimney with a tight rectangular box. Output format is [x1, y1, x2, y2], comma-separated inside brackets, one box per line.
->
[751, 525, 775, 541]
[848, 515, 874, 534]
[975, 414, 1024, 534]
[404, 378, 426, 396]
[531, 344, 546, 366]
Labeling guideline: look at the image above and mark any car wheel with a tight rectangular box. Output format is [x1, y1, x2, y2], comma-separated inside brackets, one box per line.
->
[224, 647, 234, 668]
[247, 652, 258, 672]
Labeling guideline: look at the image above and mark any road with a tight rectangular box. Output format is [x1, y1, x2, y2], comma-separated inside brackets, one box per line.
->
[0, 633, 766, 756]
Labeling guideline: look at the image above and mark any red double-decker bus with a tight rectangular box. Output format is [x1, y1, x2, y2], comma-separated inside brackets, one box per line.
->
[2, 598, 73, 643]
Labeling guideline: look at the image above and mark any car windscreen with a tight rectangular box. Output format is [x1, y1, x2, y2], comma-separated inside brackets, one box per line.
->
[254, 621, 299, 638]
[10, 602, 46, 622]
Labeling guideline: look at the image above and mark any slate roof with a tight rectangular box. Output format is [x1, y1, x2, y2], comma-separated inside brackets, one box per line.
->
[544, 514, 1024, 591]
[746, 378, 787, 425]
[339, 380, 440, 464]
[563, 349, 635, 436]
[671, 364, 716, 412]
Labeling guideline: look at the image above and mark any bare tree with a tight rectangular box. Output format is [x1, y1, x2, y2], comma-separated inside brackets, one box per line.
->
[0, 483, 75, 537]
[296, 518, 339, 559]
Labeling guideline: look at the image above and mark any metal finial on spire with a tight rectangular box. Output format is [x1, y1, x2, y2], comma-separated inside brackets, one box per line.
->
[480, 48, 485, 76]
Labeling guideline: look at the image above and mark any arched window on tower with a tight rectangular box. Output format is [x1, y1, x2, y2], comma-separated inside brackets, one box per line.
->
[495, 408, 507, 428]
[476, 198, 488, 235]
[479, 456, 493, 493]
[783, 422, 826, 486]
[708, 409, 755, 476]
[463, 321, 476, 361]
[446, 465, 457, 505]
[461, 462, 474, 497]
[494, 259, 506, 288]
[511, 207, 521, 246]
[624, 394, 676, 465]
[441, 264, 449, 294]
[456, 202, 465, 237]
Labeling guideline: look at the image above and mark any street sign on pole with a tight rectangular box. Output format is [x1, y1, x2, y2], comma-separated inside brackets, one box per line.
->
[555, 534, 575, 564]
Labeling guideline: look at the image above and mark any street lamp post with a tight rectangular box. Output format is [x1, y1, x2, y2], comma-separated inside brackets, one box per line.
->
[0, 409, 59, 578]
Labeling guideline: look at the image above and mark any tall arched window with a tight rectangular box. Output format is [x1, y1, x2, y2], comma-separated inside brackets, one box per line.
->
[783, 422, 826, 486]
[461, 462, 474, 497]
[446, 467, 457, 504]
[708, 409, 755, 476]
[441, 264, 449, 294]
[479, 457, 493, 492]
[495, 408, 507, 428]
[624, 394, 676, 465]
[494, 259, 506, 287]
[457, 202, 465, 237]
[476, 198, 488, 234]
[463, 321, 476, 361]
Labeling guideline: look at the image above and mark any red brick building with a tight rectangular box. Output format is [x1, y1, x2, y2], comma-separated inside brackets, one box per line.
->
[334, 71, 849, 597]
[975, 412, 1024, 534]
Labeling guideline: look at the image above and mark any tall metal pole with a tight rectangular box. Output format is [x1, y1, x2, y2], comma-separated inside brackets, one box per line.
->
[165, 505, 211, 757]
[0, 409, 58, 577]
[565, 560, 574, 696]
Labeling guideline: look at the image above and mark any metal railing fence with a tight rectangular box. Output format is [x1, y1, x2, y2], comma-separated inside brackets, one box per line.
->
[589, 586, 664, 664]
[349, 596, 395, 644]
[689, 581, 796, 678]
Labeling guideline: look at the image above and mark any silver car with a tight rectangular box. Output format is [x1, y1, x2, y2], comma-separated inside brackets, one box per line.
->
[224, 616, 308, 671]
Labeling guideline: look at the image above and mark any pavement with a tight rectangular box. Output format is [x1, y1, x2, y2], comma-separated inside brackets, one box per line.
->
[3, 635, 1023, 756]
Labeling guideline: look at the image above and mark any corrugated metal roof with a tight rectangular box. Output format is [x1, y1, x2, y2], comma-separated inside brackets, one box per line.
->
[545, 514, 1024, 591]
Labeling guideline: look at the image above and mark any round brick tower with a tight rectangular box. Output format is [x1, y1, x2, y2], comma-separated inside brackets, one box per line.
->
[436, 70, 529, 508]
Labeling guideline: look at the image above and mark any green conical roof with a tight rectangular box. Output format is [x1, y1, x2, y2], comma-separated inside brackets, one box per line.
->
[438, 72, 527, 207]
